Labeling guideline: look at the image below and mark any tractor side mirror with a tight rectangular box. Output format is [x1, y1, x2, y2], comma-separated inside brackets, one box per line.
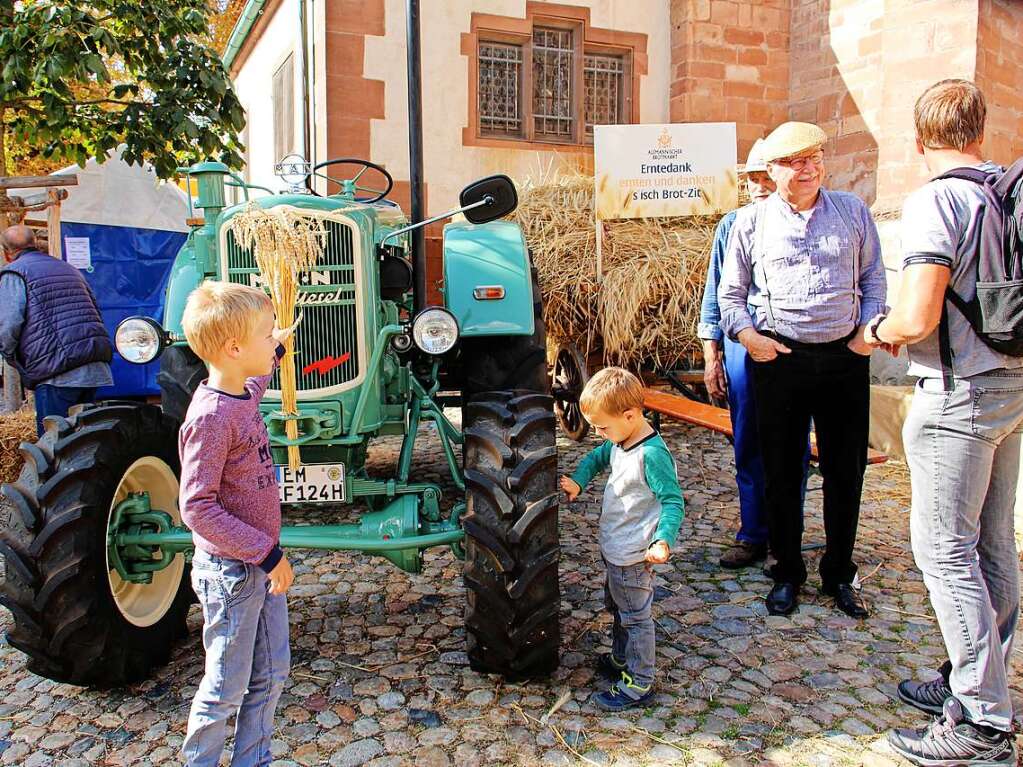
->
[459, 175, 518, 224]
[378, 174, 519, 251]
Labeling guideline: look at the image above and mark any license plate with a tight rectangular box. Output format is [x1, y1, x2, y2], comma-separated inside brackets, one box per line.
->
[275, 463, 347, 504]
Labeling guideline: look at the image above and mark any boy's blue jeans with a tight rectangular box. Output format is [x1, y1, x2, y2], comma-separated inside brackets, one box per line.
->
[604, 560, 655, 697]
[182, 550, 290, 767]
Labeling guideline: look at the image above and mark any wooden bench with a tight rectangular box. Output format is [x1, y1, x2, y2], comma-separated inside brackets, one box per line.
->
[642, 387, 888, 466]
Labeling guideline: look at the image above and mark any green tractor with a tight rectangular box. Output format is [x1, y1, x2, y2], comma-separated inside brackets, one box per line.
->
[0, 4, 559, 688]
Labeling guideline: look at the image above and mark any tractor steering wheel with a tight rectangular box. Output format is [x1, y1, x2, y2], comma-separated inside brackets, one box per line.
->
[311, 158, 394, 203]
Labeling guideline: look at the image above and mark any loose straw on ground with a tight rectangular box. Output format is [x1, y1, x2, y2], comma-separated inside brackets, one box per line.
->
[227, 204, 326, 469]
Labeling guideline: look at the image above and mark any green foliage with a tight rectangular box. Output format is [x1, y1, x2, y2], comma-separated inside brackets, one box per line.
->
[0, 0, 245, 177]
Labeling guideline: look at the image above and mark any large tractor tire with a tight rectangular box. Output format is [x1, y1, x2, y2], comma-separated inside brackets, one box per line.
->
[462, 391, 560, 679]
[0, 403, 191, 687]
[157, 345, 207, 424]
[462, 266, 548, 396]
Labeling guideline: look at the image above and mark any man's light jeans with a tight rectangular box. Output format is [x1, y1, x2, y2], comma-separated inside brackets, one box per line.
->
[903, 370, 1023, 732]
[182, 550, 290, 766]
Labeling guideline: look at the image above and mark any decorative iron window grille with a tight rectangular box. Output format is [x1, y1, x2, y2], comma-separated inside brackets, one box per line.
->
[478, 42, 523, 136]
[584, 53, 624, 137]
[532, 27, 574, 139]
[475, 17, 633, 145]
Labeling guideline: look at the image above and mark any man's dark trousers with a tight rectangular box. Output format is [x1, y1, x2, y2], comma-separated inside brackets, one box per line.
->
[33, 385, 96, 436]
[750, 336, 870, 588]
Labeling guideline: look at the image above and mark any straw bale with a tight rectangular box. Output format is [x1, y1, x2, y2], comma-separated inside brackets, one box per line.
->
[513, 167, 730, 371]
[0, 407, 37, 485]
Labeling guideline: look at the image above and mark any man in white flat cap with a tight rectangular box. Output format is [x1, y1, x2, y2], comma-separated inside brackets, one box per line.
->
[699, 139, 809, 570]
[718, 122, 886, 618]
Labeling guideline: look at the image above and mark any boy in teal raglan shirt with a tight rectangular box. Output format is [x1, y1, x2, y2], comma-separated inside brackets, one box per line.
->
[560, 367, 685, 711]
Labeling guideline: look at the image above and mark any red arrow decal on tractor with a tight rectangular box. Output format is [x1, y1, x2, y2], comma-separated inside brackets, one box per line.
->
[302, 353, 351, 376]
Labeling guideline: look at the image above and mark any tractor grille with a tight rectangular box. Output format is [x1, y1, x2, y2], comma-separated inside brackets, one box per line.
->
[223, 216, 363, 397]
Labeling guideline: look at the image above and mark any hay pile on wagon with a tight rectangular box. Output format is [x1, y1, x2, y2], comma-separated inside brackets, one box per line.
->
[512, 169, 729, 372]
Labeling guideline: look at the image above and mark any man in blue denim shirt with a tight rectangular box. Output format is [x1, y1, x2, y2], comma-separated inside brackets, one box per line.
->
[698, 139, 782, 569]
[718, 122, 886, 619]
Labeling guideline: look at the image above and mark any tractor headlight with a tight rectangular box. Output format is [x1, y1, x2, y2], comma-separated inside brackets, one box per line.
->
[412, 308, 459, 355]
[115, 317, 168, 364]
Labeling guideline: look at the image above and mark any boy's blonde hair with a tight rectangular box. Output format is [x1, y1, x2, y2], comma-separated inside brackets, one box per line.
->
[580, 367, 645, 416]
[182, 281, 273, 362]
[914, 79, 986, 151]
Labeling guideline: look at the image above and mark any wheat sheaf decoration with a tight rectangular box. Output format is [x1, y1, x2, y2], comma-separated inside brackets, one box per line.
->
[226, 203, 327, 470]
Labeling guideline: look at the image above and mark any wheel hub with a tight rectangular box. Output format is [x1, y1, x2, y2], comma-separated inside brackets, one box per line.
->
[105, 457, 185, 628]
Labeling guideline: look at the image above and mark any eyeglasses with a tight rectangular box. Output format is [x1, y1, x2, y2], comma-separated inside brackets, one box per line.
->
[771, 151, 825, 170]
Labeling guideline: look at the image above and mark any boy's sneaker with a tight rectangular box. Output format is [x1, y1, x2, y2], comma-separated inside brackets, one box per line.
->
[592, 673, 655, 712]
[595, 653, 627, 679]
[898, 660, 953, 716]
[887, 698, 1017, 767]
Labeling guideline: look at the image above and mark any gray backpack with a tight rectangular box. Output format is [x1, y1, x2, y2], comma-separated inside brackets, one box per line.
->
[936, 158, 1023, 388]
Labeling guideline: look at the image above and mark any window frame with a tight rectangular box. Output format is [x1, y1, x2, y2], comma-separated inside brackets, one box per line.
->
[272, 51, 295, 164]
[462, 2, 647, 151]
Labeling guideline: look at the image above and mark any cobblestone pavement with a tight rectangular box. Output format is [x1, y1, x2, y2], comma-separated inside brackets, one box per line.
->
[1, 416, 1021, 767]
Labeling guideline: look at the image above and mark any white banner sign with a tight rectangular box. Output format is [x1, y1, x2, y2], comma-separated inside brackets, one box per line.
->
[64, 236, 92, 270]
[593, 123, 738, 220]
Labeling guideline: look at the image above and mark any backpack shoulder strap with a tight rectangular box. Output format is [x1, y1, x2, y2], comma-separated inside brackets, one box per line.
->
[929, 167, 997, 391]
[936, 166, 994, 186]
[992, 156, 1023, 199]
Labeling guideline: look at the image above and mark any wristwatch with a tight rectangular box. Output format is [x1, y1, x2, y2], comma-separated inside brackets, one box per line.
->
[866, 313, 887, 344]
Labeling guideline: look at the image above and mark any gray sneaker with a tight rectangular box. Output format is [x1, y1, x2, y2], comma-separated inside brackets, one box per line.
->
[887, 698, 1017, 767]
[898, 661, 953, 716]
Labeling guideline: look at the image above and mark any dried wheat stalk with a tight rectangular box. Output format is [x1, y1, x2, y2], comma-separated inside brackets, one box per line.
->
[512, 165, 727, 372]
[226, 204, 326, 470]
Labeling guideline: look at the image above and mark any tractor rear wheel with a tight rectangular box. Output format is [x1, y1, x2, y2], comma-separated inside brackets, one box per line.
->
[0, 403, 191, 686]
[462, 391, 560, 679]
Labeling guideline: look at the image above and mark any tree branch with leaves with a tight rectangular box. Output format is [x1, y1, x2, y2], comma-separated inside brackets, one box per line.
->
[0, 0, 245, 180]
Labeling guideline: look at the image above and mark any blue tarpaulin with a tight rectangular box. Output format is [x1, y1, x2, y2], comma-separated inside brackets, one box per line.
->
[63, 222, 186, 397]
[8, 147, 191, 398]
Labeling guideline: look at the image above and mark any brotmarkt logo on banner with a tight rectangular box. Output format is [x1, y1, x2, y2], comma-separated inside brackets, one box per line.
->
[594, 123, 738, 220]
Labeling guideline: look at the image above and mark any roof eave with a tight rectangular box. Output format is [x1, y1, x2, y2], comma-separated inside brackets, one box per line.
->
[222, 0, 268, 71]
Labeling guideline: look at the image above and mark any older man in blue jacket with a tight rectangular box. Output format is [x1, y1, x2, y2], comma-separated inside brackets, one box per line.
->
[0, 225, 112, 435]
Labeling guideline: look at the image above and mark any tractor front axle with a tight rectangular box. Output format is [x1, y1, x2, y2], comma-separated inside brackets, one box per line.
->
[108, 491, 465, 582]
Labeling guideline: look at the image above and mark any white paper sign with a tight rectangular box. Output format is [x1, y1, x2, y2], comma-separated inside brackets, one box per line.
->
[594, 122, 738, 220]
[64, 237, 92, 270]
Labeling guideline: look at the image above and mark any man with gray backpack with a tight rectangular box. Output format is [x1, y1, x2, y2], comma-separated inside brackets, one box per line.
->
[867, 79, 1022, 766]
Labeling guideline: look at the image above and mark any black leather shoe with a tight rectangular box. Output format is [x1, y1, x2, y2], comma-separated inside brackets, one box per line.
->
[766, 582, 799, 615]
[827, 583, 869, 619]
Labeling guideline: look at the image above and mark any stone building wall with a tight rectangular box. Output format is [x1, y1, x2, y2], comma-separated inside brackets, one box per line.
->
[975, 0, 1023, 167]
[668, 0, 791, 161]
[669, 0, 1022, 212]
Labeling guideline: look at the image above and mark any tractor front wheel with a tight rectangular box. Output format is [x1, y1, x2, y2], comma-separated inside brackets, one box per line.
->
[462, 391, 560, 679]
[0, 403, 191, 686]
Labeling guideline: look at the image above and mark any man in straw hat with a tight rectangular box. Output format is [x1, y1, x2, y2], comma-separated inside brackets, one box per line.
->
[867, 79, 1019, 767]
[718, 122, 886, 619]
[699, 139, 809, 571]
